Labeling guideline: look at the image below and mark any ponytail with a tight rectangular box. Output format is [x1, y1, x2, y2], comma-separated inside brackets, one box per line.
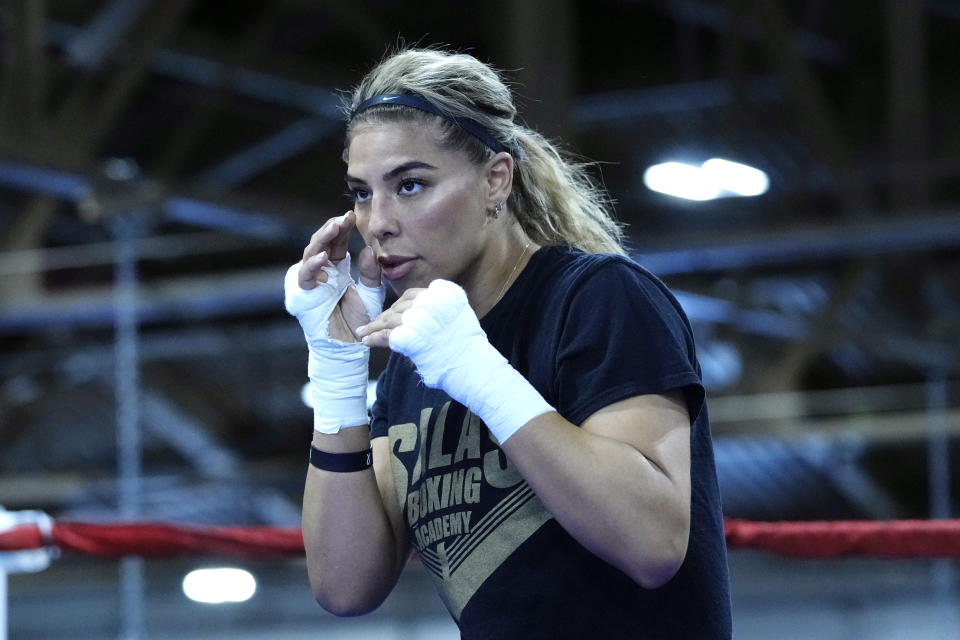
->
[510, 128, 625, 255]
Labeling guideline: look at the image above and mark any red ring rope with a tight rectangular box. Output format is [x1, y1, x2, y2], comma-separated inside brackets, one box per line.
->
[723, 518, 960, 558]
[2, 517, 960, 559]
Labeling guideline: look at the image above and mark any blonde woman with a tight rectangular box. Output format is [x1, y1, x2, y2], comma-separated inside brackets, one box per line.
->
[285, 48, 731, 638]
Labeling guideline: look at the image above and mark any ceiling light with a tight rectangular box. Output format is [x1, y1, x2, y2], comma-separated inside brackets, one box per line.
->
[701, 158, 769, 197]
[644, 158, 769, 201]
[643, 161, 721, 201]
[182, 567, 256, 604]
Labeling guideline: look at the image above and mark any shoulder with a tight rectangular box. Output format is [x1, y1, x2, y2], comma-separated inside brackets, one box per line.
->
[544, 247, 699, 373]
[527, 248, 703, 426]
[537, 245, 667, 289]
[536, 246, 687, 321]
[534, 245, 625, 284]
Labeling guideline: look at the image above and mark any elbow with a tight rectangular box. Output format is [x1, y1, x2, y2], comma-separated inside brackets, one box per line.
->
[632, 544, 686, 590]
[630, 513, 690, 590]
[308, 571, 388, 617]
[311, 584, 383, 618]
[316, 598, 379, 618]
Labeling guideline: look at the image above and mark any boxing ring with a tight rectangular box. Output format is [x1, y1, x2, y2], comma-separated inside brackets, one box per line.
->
[2, 508, 960, 639]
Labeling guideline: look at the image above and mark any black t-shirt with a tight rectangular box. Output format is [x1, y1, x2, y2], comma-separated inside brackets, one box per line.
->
[370, 246, 732, 639]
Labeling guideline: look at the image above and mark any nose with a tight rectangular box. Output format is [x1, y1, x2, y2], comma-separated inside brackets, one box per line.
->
[363, 194, 399, 243]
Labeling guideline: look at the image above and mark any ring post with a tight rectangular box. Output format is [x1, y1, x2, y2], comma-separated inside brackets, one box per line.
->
[0, 507, 56, 640]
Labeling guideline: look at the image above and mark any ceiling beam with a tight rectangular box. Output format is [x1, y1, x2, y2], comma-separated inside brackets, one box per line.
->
[53, 0, 196, 162]
[0, 266, 284, 334]
[63, 0, 151, 69]
[148, 1, 293, 186]
[4, 158, 959, 278]
[30, 19, 779, 134]
[0, 159, 310, 240]
[194, 118, 338, 192]
[635, 212, 960, 274]
[714, 407, 960, 443]
[0, 321, 302, 381]
[0, 232, 264, 276]
[42, 20, 342, 119]
[572, 76, 783, 125]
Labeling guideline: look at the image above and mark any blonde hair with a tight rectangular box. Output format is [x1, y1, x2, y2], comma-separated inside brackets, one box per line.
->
[344, 48, 626, 256]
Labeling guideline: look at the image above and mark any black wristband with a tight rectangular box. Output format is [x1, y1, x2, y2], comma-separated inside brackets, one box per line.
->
[309, 445, 373, 472]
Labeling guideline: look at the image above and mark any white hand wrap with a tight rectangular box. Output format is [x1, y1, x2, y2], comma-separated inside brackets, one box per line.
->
[284, 253, 354, 343]
[284, 253, 375, 433]
[389, 280, 554, 444]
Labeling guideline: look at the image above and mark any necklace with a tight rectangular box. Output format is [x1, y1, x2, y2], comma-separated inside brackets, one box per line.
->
[494, 241, 531, 305]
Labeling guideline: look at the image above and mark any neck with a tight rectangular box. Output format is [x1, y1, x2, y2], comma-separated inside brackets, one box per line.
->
[466, 224, 537, 319]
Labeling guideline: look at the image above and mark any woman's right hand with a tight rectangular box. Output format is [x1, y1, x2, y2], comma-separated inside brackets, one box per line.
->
[290, 211, 383, 344]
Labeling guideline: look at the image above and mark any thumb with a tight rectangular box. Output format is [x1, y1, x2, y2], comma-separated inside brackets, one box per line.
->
[357, 245, 382, 287]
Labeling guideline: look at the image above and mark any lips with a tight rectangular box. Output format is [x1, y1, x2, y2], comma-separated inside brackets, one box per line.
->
[378, 255, 417, 281]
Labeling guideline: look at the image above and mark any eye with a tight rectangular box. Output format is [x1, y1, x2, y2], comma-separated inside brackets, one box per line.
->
[350, 188, 371, 203]
[398, 179, 424, 196]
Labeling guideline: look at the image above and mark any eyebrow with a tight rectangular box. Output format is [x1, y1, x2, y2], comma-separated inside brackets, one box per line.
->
[345, 161, 439, 185]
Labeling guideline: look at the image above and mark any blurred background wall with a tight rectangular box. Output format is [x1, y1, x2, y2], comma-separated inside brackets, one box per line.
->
[0, 0, 958, 638]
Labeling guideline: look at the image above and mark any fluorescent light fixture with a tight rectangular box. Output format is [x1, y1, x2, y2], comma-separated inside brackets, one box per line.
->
[183, 567, 256, 604]
[644, 158, 769, 201]
[643, 161, 720, 201]
[701, 158, 769, 196]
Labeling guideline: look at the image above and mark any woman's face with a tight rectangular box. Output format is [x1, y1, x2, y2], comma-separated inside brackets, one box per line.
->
[345, 121, 494, 294]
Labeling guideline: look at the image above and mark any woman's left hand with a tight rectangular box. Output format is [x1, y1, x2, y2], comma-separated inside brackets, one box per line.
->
[355, 287, 426, 348]
[359, 280, 553, 444]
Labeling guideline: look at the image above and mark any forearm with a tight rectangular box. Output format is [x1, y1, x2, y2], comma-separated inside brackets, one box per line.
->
[501, 411, 690, 588]
[285, 214, 399, 613]
[302, 429, 406, 615]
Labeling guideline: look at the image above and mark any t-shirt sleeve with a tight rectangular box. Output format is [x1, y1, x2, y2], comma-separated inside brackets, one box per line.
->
[553, 259, 704, 426]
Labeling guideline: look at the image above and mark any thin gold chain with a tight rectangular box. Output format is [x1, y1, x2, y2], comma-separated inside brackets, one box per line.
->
[494, 241, 531, 305]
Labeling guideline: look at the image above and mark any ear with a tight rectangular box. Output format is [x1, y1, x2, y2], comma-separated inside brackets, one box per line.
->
[485, 151, 514, 205]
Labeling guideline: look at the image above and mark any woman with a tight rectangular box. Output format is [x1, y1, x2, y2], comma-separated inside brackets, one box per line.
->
[285, 48, 731, 638]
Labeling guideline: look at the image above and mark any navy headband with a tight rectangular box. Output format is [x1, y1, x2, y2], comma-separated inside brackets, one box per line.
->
[350, 93, 509, 154]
